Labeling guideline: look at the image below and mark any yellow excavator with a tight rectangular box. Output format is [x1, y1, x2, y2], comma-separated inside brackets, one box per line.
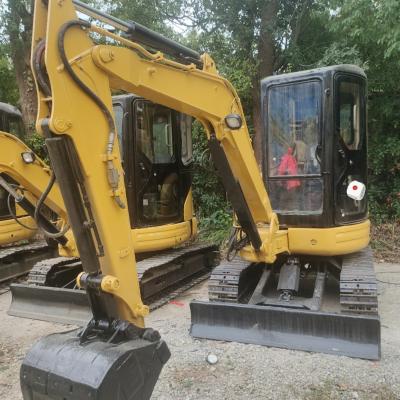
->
[5, 94, 217, 323]
[0, 103, 59, 283]
[19, 0, 379, 399]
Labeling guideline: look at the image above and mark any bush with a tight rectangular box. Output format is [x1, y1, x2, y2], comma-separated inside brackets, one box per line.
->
[191, 121, 232, 245]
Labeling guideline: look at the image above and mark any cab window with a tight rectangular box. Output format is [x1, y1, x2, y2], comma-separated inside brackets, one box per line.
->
[268, 81, 321, 177]
[266, 80, 323, 215]
[112, 104, 124, 156]
[338, 81, 361, 150]
[135, 101, 176, 164]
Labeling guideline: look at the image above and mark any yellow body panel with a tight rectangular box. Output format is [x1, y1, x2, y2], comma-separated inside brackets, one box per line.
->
[132, 219, 196, 253]
[288, 220, 370, 256]
[0, 216, 36, 246]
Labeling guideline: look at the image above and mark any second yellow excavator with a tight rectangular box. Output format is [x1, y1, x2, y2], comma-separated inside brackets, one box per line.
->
[6, 93, 218, 323]
[0, 103, 59, 283]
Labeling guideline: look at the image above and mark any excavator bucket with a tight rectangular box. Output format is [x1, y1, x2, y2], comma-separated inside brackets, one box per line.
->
[20, 327, 170, 400]
[190, 301, 381, 360]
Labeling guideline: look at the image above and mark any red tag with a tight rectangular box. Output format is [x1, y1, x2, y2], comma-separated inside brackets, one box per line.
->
[169, 300, 185, 307]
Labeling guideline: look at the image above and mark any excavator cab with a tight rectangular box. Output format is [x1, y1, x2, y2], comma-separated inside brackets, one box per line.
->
[0, 102, 25, 139]
[113, 95, 192, 228]
[262, 65, 368, 228]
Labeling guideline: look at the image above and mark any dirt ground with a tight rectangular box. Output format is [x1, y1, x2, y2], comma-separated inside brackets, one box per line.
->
[1, 261, 400, 400]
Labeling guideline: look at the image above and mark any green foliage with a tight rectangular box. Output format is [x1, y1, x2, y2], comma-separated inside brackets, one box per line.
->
[24, 133, 48, 162]
[191, 121, 232, 244]
[323, 0, 400, 222]
[0, 0, 398, 233]
[0, 44, 18, 104]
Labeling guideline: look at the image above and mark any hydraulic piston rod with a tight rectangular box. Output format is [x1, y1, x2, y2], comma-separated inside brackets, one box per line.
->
[72, 0, 202, 66]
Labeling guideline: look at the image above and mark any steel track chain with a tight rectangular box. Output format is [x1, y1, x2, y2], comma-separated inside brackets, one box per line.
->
[340, 246, 378, 315]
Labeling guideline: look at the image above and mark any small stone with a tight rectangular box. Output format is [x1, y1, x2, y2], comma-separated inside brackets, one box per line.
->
[352, 391, 359, 399]
[206, 354, 218, 365]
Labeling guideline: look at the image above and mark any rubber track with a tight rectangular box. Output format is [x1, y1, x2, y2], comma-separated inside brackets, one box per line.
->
[209, 246, 379, 317]
[340, 246, 378, 315]
[0, 241, 49, 262]
[26, 243, 217, 297]
[27, 257, 80, 286]
[0, 241, 52, 283]
[208, 258, 251, 302]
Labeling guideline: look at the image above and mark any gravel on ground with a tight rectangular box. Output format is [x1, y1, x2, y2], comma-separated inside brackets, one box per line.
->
[1, 261, 399, 400]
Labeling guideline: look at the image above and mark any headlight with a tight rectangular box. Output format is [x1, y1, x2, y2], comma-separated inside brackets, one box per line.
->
[21, 152, 36, 164]
[224, 114, 242, 130]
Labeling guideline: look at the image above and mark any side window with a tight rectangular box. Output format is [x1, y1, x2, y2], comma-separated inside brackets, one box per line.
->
[0, 186, 10, 219]
[112, 104, 124, 157]
[8, 117, 25, 139]
[153, 110, 174, 164]
[135, 101, 176, 164]
[180, 114, 193, 166]
[338, 81, 361, 150]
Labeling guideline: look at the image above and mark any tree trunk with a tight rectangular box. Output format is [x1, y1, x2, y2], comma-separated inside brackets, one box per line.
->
[252, 0, 278, 166]
[13, 47, 37, 135]
[6, 0, 36, 135]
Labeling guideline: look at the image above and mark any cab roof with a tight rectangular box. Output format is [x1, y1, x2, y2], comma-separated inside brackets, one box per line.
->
[261, 64, 366, 86]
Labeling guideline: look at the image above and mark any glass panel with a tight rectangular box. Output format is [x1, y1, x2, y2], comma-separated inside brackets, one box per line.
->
[0, 187, 10, 219]
[335, 176, 367, 221]
[268, 81, 321, 176]
[135, 101, 176, 164]
[153, 112, 174, 164]
[268, 178, 323, 215]
[338, 81, 361, 150]
[335, 77, 367, 223]
[180, 114, 193, 166]
[112, 104, 124, 156]
[8, 117, 25, 139]
[134, 101, 180, 226]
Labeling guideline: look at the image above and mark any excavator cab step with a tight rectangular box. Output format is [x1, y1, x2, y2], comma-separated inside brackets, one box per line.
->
[21, 323, 170, 400]
[190, 300, 381, 360]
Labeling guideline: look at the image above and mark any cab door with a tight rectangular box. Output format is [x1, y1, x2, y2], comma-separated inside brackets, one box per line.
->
[333, 74, 368, 224]
[132, 99, 192, 227]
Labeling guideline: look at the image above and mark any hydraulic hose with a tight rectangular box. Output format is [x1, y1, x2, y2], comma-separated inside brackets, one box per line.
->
[7, 192, 37, 231]
[34, 172, 70, 238]
[58, 20, 125, 209]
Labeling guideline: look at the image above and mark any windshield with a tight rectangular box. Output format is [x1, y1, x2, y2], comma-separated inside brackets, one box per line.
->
[266, 80, 323, 215]
[268, 81, 321, 177]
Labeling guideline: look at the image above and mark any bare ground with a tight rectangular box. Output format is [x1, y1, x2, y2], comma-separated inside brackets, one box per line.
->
[1, 262, 400, 400]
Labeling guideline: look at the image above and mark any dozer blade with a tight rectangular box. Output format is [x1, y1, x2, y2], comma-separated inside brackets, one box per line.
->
[20, 328, 170, 400]
[190, 301, 381, 360]
[9, 284, 91, 325]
